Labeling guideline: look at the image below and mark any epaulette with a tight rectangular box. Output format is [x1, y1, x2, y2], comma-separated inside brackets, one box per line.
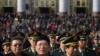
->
[85, 48, 94, 52]
[51, 48, 59, 52]
[23, 47, 30, 51]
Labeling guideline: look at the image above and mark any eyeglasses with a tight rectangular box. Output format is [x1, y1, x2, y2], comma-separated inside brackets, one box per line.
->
[11, 44, 22, 47]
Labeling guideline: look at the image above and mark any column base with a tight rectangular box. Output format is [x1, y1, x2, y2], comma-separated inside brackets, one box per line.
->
[92, 12, 100, 17]
[17, 12, 25, 17]
[59, 12, 67, 17]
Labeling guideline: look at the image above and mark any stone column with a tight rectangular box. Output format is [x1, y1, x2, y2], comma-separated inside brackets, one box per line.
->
[92, 0, 100, 17]
[17, 0, 25, 17]
[59, 0, 68, 17]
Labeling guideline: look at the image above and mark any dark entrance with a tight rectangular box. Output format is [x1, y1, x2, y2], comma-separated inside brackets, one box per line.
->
[39, 7, 49, 13]
[76, 7, 86, 14]
[2, 7, 13, 13]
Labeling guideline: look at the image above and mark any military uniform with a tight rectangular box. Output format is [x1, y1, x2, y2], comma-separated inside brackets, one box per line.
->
[23, 31, 43, 56]
[75, 48, 97, 56]
[50, 44, 59, 53]
[1, 51, 11, 56]
[6, 52, 30, 56]
[23, 47, 36, 56]
[75, 26, 92, 49]
[62, 36, 80, 56]
[75, 33, 97, 56]
[92, 44, 100, 51]
[1, 38, 11, 56]
[48, 30, 60, 53]
[36, 53, 53, 56]
[51, 32, 72, 56]
[92, 36, 100, 56]
[52, 47, 66, 56]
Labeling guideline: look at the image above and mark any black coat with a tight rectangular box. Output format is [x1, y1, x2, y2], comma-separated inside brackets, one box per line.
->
[6, 52, 30, 56]
[0, 52, 10, 56]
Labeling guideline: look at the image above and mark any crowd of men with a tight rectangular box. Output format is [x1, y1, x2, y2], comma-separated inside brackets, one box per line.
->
[0, 12, 100, 56]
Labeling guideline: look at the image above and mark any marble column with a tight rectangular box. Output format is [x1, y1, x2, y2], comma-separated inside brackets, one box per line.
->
[59, 0, 69, 17]
[93, 0, 100, 17]
[17, 0, 25, 17]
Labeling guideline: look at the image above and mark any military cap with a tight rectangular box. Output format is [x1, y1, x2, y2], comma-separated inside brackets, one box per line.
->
[29, 31, 43, 40]
[57, 32, 72, 41]
[78, 35, 87, 40]
[2, 39, 10, 46]
[76, 26, 91, 35]
[48, 30, 57, 38]
[93, 35, 99, 40]
[63, 36, 79, 46]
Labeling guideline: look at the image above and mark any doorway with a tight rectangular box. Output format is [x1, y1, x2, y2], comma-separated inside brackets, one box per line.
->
[2, 7, 13, 13]
[76, 7, 86, 14]
[39, 7, 50, 13]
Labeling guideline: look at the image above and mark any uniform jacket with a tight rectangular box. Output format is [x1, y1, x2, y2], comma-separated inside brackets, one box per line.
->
[75, 48, 97, 56]
[23, 47, 36, 56]
[0, 51, 11, 56]
[51, 47, 66, 56]
[6, 52, 30, 56]
[92, 44, 100, 51]
[92, 44, 100, 56]
[50, 44, 59, 53]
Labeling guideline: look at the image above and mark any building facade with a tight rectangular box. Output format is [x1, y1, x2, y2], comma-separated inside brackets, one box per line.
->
[0, 0, 95, 15]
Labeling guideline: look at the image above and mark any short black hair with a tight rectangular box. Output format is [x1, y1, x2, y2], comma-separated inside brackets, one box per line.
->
[11, 36, 23, 44]
[35, 35, 50, 45]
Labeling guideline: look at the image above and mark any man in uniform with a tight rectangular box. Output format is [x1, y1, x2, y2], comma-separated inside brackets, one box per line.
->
[52, 32, 72, 56]
[75, 34, 97, 56]
[92, 35, 100, 56]
[1, 39, 11, 56]
[75, 26, 92, 49]
[48, 30, 59, 53]
[23, 31, 43, 56]
[63, 36, 79, 56]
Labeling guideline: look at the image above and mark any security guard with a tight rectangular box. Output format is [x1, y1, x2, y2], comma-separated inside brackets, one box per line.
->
[23, 31, 43, 56]
[52, 32, 72, 56]
[92, 35, 100, 56]
[1, 39, 11, 56]
[63, 36, 80, 56]
[48, 30, 59, 53]
[75, 34, 97, 56]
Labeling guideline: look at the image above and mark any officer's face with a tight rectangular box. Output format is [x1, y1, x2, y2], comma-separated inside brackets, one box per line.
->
[49, 37, 56, 44]
[60, 41, 65, 50]
[28, 38, 36, 47]
[2, 45, 10, 52]
[93, 39, 99, 44]
[11, 40, 23, 54]
[65, 46, 77, 56]
[78, 39, 87, 48]
[35, 40, 50, 55]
